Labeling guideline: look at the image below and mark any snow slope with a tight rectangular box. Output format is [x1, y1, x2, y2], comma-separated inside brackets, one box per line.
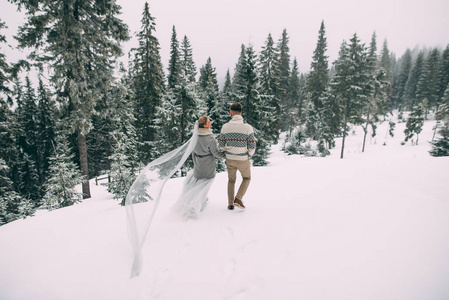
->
[1, 118, 449, 300]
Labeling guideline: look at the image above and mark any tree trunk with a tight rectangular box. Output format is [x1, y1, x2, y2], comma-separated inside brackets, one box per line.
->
[362, 107, 371, 152]
[78, 131, 91, 199]
[340, 120, 347, 159]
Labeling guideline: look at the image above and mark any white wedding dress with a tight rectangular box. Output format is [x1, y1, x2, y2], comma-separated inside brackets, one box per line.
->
[125, 122, 214, 277]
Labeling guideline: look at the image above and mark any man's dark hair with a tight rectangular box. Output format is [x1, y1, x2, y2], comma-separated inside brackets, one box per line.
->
[230, 102, 242, 112]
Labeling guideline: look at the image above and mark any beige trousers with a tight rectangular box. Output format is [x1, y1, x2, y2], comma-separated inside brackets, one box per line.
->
[226, 159, 251, 206]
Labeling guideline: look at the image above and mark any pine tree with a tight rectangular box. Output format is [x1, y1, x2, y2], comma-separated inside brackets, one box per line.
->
[394, 49, 412, 110]
[259, 33, 280, 139]
[286, 58, 302, 134]
[430, 85, 449, 156]
[42, 133, 84, 210]
[304, 21, 330, 145]
[165, 25, 201, 153]
[15, 76, 41, 204]
[14, 0, 129, 199]
[129, 2, 165, 164]
[404, 52, 425, 110]
[36, 76, 57, 186]
[306, 21, 329, 111]
[330, 35, 371, 158]
[180, 35, 197, 83]
[199, 57, 221, 131]
[0, 158, 23, 225]
[3, 78, 22, 189]
[87, 85, 115, 178]
[153, 89, 183, 155]
[438, 45, 449, 105]
[416, 48, 441, 113]
[404, 103, 425, 145]
[232, 44, 248, 98]
[111, 71, 140, 172]
[107, 130, 138, 205]
[168, 25, 182, 89]
[380, 40, 391, 80]
[276, 29, 291, 131]
[0, 19, 10, 98]
[240, 45, 271, 166]
[217, 69, 233, 128]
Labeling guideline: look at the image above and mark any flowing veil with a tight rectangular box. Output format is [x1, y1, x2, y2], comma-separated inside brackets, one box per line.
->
[125, 122, 199, 278]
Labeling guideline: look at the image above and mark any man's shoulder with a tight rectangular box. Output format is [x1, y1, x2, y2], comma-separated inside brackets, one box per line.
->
[221, 121, 253, 133]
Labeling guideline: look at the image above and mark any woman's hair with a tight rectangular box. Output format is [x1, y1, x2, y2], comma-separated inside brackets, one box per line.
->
[198, 116, 209, 128]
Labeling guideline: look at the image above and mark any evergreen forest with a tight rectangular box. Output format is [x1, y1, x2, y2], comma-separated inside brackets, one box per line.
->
[1, 1, 449, 225]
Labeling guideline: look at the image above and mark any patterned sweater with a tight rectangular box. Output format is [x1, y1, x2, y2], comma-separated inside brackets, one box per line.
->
[219, 115, 256, 161]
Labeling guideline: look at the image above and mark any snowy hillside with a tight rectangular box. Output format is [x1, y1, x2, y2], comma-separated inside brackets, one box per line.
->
[1, 117, 449, 300]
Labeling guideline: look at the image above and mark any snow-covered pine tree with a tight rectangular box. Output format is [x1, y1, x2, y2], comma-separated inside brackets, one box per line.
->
[2, 78, 21, 190]
[42, 134, 84, 210]
[285, 58, 302, 135]
[379, 40, 391, 79]
[361, 33, 390, 152]
[14, 0, 129, 199]
[330, 35, 371, 158]
[404, 52, 425, 111]
[259, 33, 280, 141]
[36, 76, 57, 187]
[238, 44, 271, 166]
[199, 57, 221, 131]
[275, 29, 291, 131]
[430, 85, 449, 156]
[306, 21, 329, 112]
[180, 35, 197, 83]
[231, 44, 248, 100]
[416, 48, 441, 115]
[217, 69, 233, 127]
[392, 49, 412, 110]
[319, 88, 341, 151]
[87, 84, 115, 177]
[168, 26, 182, 90]
[107, 130, 137, 205]
[0, 19, 10, 98]
[165, 25, 201, 151]
[304, 21, 330, 149]
[15, 76, 41, 204]
[153, 89, 183, 156]
[111, 69, 140, 172]
[107, 76, 141, 189]
[404, 102, 425, 145]
[438, 45, 449, 107]
[0, 158, 23, 225]
[128, 2, 165, 164]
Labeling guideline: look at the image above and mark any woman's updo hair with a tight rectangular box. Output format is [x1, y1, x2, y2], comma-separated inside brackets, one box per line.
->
[198, 116, 209, 128]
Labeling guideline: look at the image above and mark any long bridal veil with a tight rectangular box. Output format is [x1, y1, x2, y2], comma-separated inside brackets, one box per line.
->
[125, 122, 199, 278]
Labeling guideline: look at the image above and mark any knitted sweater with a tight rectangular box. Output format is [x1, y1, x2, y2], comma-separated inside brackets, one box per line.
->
[192, 128, 226, 179]
[219, 115, 256, 161]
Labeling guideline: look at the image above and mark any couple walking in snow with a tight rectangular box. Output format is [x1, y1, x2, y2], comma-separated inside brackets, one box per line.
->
[173, 102, 256, 217]
[126, 102, 256, 276]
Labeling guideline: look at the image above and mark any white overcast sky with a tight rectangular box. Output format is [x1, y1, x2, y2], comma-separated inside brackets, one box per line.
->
[2, 0, 449, 85]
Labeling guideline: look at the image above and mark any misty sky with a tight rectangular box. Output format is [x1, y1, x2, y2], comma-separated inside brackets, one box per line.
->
[2, 0, 449, 85]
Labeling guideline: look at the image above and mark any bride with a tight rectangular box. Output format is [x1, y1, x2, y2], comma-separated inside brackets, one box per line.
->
[172, 116, 225, 218]
[125, 116, 224, 276]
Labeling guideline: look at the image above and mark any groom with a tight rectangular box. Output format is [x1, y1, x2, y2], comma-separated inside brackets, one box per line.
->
[219, 102, 256, 210]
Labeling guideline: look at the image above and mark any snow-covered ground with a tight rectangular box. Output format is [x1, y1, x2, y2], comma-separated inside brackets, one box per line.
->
[1, 117, 449, 300]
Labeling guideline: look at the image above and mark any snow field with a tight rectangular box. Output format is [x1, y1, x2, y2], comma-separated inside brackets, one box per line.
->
[0, 117, 448, 300]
